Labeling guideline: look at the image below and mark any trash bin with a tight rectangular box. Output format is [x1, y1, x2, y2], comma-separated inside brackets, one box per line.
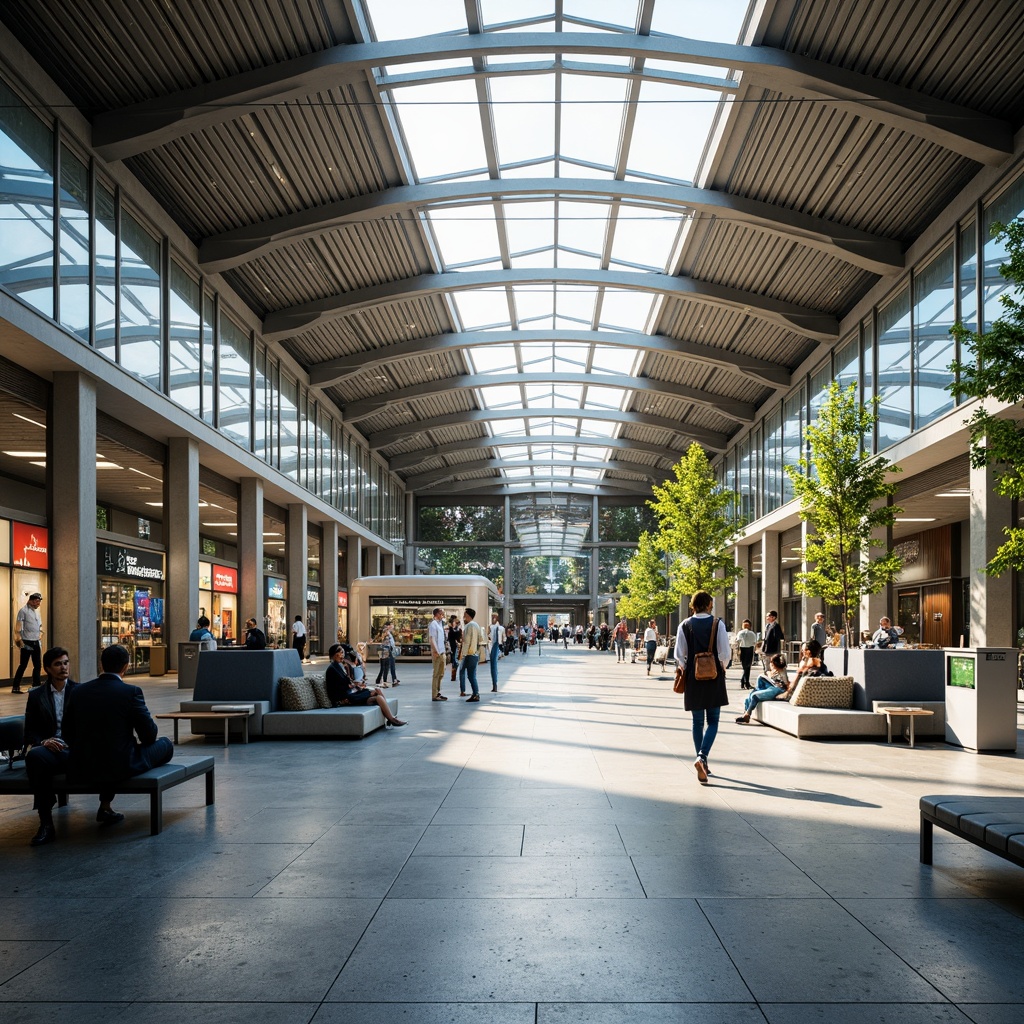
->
[177, 641, 204, 690]
[149, 644, 167, 676]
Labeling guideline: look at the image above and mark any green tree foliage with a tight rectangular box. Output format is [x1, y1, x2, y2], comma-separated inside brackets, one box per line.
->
[597, 502, 657, 542]
[787, 381, 902, 648]
[417, 504, 504, 543]
[648, 443, 745, 601]
[949, 217, 1024, 576]
[616, 531, 677, 622]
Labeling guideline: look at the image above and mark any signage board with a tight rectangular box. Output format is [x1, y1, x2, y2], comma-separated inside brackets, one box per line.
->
[212, 565, 238, 593]
[13, 522, 49, 569]
[97, 542, 164, 582]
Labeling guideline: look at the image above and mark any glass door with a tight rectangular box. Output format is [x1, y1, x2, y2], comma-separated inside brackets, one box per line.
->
[897, 589, 921, 645]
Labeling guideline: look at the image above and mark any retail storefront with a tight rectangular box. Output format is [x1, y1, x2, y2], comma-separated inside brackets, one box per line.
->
[338, 589, 348, 644]
[305, 586, 320, 656]
[266, 576, 287, 648]
[198, 561, 239, 643]
[97, 541, 165, 674]
[3, 520, 50, 683]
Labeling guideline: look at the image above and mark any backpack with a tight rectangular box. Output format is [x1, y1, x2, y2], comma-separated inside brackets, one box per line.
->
[691, 618, 721, 681]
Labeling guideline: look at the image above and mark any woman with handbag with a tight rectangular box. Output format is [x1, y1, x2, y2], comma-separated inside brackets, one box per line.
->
[674, 590, 731, 784]
[375, 623, 400, 686]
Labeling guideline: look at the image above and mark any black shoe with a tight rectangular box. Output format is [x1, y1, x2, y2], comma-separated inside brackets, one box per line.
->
[96, 809, 125, 827]
[30, 823, 55, 846]
[491, 687, 498, 692]
[390, 720, 407, 727]
[466, 695, 480, 702]
[11, 688, 23, 694]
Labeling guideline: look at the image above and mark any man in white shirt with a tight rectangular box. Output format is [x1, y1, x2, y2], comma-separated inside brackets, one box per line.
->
[488, 612, 506, 693]
[291, 615, 307, 661]
[734, 618, 758, 689]
[428, 606, 448, 701]
[12, 592, 44, 693]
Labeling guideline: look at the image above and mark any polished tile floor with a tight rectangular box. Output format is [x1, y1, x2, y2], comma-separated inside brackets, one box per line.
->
[2, 644, 1024, 1023]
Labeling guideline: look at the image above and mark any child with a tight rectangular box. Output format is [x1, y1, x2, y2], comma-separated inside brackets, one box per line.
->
[735, 654, 789, 723]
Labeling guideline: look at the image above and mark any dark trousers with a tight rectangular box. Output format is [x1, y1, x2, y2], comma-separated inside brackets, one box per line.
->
[293, 636, 306, 660]
[739, 646, 755, 686]
[13, 640, 41, 689]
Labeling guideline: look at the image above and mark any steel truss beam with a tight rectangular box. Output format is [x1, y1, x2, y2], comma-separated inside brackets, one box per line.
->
[310, 328, 790, 389]
[366, 407, 730, 451]
[408, 457, 664, 490]
[342, 371, 754, 424]
[92, 34, 1013, 164]
[388, 434, 677, 473]
[419, 476, 654, 497]
[263, 268, 838, 343]
[198, 178, 903, 276]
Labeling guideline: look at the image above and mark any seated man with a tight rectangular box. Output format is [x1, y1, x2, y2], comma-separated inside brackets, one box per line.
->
[24, 646, 94, 847]
[61, 644, 173, 834]
[871, 616, 901, 648]
[243, 617, 268, 649]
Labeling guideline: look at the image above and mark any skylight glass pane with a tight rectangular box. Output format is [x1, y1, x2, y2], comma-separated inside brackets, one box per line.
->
[557, 200, 609, 255]
[470, 345, 519, 373]
[481, 0, 552, 27]
[502, 159, 557, 178]
[504, 468, 534, 478]
[519, 343, 554, 370]
[454, 289, 511, 330]
[553, 344, 592, 370]
[510, 250, 556, 269]
[649, 0, 750, 42]
[394, 80, 487, 181]
[560, 74, 625, 169]
[556, 249, 601, 269]
[490, 73, 556, 166]
[591, 345, 640, 375]
[367, 0, 467, 39]
[521, 313, 555, 330]
[527, 418, 578, 433]
[558, 160, 614, 180]
[563, 0, 639, 29]
[480, 384, 524, 408]
[491, 418, 527, 435]
[598, 290, 655, 331]
[512, 284, 555, 323]
[583, 386, 627, 409]
[383, 59, 473, 79]
[579, 418, 619, 436]
[555, 287, 597, 324]
[628, 81, 719, 183]
[610, 205, 684, 271]
[504, 200, 555, 255]
[496, 446, 531, 458]
[572, 467, 604, 480]
[428, 206, 500, 268]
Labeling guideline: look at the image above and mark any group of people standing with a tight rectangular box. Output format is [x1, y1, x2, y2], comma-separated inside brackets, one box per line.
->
[427, 607, 502, 703]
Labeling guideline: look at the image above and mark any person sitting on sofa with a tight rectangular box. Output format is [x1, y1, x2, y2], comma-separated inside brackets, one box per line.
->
[325, 644, 406, 727]
[775, 639, 833, 702]
[736, 654, 789, 723]
[243, 618, 267, 649]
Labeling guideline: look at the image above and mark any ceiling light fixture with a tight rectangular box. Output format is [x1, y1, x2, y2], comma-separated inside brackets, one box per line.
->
[13, 413, 46, 429]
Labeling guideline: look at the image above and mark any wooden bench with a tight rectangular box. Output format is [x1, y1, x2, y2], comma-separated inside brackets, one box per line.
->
[0, 756, 215, 836]
[919, 795, 1024, 869]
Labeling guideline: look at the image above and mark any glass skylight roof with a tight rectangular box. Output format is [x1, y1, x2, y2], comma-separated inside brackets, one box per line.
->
[361, 0, 752, 491]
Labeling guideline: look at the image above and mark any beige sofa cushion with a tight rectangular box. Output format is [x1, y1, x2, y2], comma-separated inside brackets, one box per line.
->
[279, 676, 318, 711]
[307, 673, 332, 709]
[791, 674, 855, 709]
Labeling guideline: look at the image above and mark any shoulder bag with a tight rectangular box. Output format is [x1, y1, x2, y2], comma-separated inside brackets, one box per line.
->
[693, 617, 720, 681]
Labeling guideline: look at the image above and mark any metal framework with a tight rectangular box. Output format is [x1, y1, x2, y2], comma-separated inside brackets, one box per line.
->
[407, 457, 665, 490]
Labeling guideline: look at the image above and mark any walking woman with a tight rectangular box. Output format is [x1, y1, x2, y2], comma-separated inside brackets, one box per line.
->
[643, 619, 659, 676]
[674, 591, 731, 784]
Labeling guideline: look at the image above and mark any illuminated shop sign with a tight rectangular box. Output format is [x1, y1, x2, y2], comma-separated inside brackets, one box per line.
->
[338, 590, 348, 608]
[307, 589, 319, 603]
[266, 578, 285, 600]
[13, 522, 49, 569]
[371, 595, 465, 607]
[212, 565, 238, 592]
[97, 542, 165, 582]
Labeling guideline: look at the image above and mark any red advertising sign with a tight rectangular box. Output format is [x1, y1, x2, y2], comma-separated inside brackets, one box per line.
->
[338, 590, 348, 608]
[13, 522, 49, 569]
[212, 565, 238, 593]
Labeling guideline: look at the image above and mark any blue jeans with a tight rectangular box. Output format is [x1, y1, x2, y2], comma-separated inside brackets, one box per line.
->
[489, 644, 499, 687]
[745, 679, 785, 713]
[691, 707, 721, 761]
[460, 654, 480, 696]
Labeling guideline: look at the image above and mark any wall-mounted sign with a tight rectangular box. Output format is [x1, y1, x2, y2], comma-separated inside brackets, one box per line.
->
[13, 522, 49, 569]
[307, 589, 319, 603]
[212, 565, 238, 593]
[372, 595, 464, 607]
[338, 590, 348, 608]
[266, 577, 285, 600]
[97, 542, 165, 582]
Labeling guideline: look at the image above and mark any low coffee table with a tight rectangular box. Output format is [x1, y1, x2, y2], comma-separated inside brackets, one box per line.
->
[157, 706, 255, 747]
[877, 706, 934, 748]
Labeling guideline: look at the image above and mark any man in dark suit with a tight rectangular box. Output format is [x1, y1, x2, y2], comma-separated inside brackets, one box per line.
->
[24, 646, 95, 846]
[760, 610, 785, 672]
[58, 644, 173, 839]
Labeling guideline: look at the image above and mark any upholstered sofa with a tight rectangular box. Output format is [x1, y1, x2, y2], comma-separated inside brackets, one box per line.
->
[749, 674, 945, 740]
[178, 649, 397, 739]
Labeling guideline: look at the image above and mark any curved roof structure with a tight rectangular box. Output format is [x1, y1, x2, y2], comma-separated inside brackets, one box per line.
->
[6, 0, 1022, 500]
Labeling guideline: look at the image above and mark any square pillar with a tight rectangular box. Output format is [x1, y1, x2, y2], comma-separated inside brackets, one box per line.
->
[382, 551, 396, 575]
[760, 530, 780, 625]
[166, 437, 199, 669]
[49, 372, 97, 677]
[798, 520, 819, 642]
[239, 477, 264, 627]
[734, 546, 751, 623]
[321, 519, 340, 650]
[287, 502, 308, 627]
[346, 535, 362, 588]
[363, 544, 380, 577]
[860, 511, 891, 645]
[970, 453, 1013, 646]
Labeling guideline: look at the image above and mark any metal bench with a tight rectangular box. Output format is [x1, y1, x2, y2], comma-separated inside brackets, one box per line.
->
[919, 795, 1024, 869]
[0, 755, 215, 835]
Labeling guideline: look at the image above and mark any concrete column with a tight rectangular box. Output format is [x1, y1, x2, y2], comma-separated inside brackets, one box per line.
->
[860, 513, 890, 644]
[238, 477, 264, 627]
[382, 551, 396, 575]
[287, 503, 308, 625]
[734, 545, 750, 623]
[166, 437, 199, 669]
[403, 491, 416, 569]
[970, 452, 1013, 646]
[760, 530, 780, 623]
[503, 546, 512, 614]
[364, 544, 381, 577]
[798, 520, 818, 641]
[346, 535, 362, 588]
[321, 519, 339, 652]
[49, 372, 97, 676]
